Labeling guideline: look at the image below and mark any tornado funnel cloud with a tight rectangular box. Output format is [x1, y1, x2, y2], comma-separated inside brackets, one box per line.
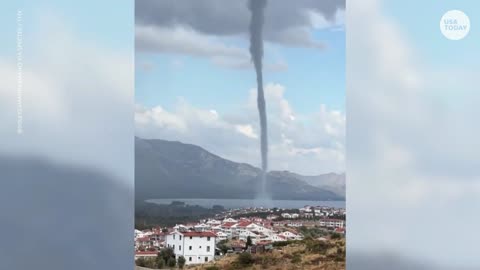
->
[248, 0, 269, 200]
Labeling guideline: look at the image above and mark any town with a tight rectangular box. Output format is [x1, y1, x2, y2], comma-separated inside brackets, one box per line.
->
[135, 205, 346, 269]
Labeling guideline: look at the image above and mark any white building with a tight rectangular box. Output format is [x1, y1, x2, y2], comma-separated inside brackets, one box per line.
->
[193, 223, 210, 232]
[279, 231, 302, 240]
[267, 233, 287, 242]
[215, 231, 228, 242]
[206, 219, 222, 226]
[135, 229, 144, 238]
[173, 224, 188, 232]
[166, 231, 216, 265]
[223, 218, 237, 223]
[299, 206, 312, 212]
[318, 219, 345, 228]
[239, 231, 259, 244]
[245, 223, 272, 235]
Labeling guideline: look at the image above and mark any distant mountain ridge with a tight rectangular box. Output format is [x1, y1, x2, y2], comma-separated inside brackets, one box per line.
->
[135, 137, 345, 201]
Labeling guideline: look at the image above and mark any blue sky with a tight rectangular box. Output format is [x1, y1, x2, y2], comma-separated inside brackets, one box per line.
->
[136, 25, 344, 115]
[382, 1, 480, 110]
[134, 1, 346, 175]
[0, 0, 132, 55]
[385, 1, 479, 67]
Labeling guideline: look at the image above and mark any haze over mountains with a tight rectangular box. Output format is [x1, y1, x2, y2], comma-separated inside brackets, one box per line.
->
[135, 137, 345, 201]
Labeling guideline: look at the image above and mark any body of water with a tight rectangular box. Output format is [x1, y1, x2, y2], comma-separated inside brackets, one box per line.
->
[146, 198, 345, 209]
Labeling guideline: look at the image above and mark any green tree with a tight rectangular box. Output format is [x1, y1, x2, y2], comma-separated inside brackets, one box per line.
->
[177, 256, 186, 269]
[136, 257, 147, 267]
[331, 233, 341, 239]
[167, 257, 176, 268]
[156, 247, 175, 268]
[136, 257, 158, 269]
[217, 240, 230, 254]
[246, 236, 252, 248]
[156, 257, 165, 269]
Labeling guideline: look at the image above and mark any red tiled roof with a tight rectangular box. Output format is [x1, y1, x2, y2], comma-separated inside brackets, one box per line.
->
[135, 251, 157, 255]
[222, 222, 237, 228]
[237, 221, 253, 227]
[136, 237, 151, 242]
[181, 231, 217, 237]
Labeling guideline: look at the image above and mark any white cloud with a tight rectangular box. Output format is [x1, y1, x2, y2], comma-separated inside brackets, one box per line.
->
[347, 0, 480, 267]
[136, 25, 247, 58]
[136, 25, 288, 72]
[0, 15, 132, 184]
[235, 124, 258, 139]
[135, 105, 187, 132]
[0, 62, 66, 122]
[309, 9, 345, 30]
[135, 83, 345, 175]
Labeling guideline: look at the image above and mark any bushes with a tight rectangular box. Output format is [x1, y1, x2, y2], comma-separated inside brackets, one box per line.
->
[256, 253, 279, 267]
[177, 256, 186, 269]
[334, 247, 345, 261]
[135, 257, 157, 268]
[237, 252, 255, 266]
[330, 233, 341, 240]
[167, 257, 176, 267]
[156, 257, 165, 269]
[305, 239, 330, 254]
[217, 240, 231, 254]
[299, 226, 327, 239]
[156, 247, 175, 268]
[272, 240, 296, 247]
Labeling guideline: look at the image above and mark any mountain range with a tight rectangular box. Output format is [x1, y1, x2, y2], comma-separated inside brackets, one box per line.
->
[135, 137, 345, 201]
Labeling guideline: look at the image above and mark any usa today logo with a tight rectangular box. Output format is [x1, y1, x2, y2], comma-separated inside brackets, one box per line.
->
[440, 10, 470, 40]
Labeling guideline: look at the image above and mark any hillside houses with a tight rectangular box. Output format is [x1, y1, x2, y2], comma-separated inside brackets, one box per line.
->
[134, 206, 345, 265]
[299, 206, 346, 219]
[134, 228, 167, 249]
[281, 212, 300, 219]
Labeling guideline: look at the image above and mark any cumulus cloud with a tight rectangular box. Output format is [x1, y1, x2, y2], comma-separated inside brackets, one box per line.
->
[136, 25, 247, 58]
[135, 83, 345, 175]
[136, 24, 288, 71]
[347, 0, 480, 268]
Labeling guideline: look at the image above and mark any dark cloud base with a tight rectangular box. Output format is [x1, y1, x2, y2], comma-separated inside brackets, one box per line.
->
[135, 0, 344, 48]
